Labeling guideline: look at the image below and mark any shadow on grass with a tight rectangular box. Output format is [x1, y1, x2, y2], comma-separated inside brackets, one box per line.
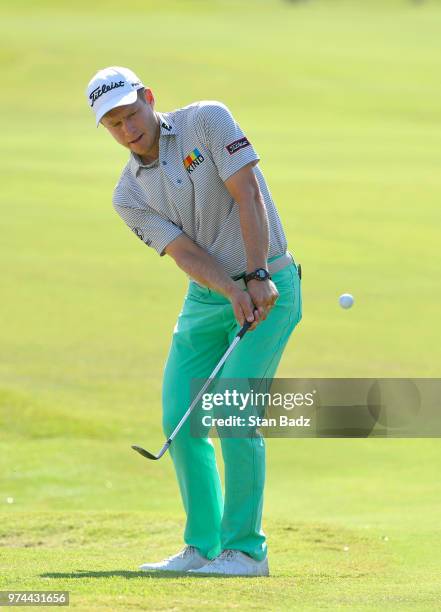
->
[42, 570, 185, 579]
[41, 570, 259, 580]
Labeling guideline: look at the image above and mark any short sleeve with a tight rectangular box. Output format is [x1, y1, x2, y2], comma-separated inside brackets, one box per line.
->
[194, 101, 260, 181]
[112, 177, 183, 256]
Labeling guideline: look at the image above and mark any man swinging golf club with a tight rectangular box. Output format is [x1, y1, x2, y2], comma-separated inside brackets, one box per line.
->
[85, 66, 302, 577]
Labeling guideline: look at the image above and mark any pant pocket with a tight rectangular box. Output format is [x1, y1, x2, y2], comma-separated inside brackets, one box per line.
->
[296, 269, 303, 323]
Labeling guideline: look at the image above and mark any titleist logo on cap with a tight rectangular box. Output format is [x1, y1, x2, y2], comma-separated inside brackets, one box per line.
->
[86, 67, 144, 126]
[89, 80, 126, 107]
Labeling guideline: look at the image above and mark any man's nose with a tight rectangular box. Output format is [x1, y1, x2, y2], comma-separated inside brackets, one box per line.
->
[123, 118, 137, 137]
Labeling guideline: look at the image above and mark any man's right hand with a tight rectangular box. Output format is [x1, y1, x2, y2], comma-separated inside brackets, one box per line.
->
[228, 287, 260, 331]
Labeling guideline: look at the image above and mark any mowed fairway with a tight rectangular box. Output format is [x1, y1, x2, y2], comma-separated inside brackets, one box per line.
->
[1, 0, 441, 609]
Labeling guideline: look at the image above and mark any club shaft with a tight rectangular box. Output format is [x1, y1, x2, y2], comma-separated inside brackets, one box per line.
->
[132, 322, 251, 461]
[168, 333, 243, 443]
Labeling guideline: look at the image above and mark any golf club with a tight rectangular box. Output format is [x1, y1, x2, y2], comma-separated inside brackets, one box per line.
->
[132, 321, 252, 461]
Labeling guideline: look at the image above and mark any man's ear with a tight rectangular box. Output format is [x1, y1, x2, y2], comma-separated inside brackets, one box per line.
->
[145, 88, 155, 106]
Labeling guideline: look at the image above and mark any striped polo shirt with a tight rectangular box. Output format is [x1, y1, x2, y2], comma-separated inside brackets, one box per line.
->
[112, 101, 287, 278]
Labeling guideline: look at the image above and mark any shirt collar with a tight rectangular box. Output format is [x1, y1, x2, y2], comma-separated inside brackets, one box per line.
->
[158, 112, 177, 137]
[129, 112, 177, 177]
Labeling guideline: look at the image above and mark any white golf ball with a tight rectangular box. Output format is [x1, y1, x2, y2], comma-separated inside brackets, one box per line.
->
[339, 293, 354, 309]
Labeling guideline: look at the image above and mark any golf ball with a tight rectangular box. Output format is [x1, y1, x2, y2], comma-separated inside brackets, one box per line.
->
[339, 293, 354, 309]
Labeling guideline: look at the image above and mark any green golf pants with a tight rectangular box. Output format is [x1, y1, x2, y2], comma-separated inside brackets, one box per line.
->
[162, 255, 302, 561]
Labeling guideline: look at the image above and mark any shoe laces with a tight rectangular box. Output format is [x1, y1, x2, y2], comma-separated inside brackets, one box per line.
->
[167, 545, 196, 561]
[218, 549, 238, 561]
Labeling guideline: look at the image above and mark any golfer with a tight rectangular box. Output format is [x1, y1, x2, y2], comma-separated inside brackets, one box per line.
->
[85, 66, 302, 576]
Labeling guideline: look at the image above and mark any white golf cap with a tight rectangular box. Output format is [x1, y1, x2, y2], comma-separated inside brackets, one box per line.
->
[86, 66, 145, 127]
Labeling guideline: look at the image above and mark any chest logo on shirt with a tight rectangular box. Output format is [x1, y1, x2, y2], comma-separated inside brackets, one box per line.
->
[184, 148, 205, 173]
[226, 137, 250, 155]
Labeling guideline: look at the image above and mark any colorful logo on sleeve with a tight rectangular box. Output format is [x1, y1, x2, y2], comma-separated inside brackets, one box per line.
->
[184, 148, 205, 173]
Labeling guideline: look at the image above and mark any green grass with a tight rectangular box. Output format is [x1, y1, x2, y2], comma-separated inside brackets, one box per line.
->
[1, 509, 437, 611]
[1, 0, 441, 609]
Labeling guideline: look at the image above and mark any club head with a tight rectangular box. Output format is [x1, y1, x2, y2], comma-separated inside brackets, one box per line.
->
[132, 445, 159, 460]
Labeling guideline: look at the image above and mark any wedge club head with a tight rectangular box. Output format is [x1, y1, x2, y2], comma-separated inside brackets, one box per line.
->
[131, 445, 160, 460]
[132, 440, 171, 461]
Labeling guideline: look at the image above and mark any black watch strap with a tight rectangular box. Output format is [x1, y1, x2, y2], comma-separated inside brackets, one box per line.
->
[244, 268, 271, 283]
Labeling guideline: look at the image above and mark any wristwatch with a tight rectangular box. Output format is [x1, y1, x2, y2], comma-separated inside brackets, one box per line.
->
[244, 268, 271, 284]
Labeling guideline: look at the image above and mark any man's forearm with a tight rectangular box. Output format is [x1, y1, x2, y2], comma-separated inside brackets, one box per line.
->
[237, 192, 270, 273]
[172, 243, 237, 298]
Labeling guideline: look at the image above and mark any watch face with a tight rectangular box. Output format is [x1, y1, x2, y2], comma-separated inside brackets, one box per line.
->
[254, 269, 269, 280]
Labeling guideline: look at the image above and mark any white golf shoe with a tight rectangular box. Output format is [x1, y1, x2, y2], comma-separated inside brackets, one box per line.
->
[139, 545, 208, 572]
[188, 549, 269, 577]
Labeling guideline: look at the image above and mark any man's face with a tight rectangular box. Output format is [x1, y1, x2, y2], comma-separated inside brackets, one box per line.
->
[100, 89, 159, 162]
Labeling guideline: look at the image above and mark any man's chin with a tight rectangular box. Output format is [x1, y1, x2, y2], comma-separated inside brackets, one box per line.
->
[128, 143, 147, 156]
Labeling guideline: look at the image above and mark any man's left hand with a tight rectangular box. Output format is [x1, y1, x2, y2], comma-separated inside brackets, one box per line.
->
[246, 279, 279, 323]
